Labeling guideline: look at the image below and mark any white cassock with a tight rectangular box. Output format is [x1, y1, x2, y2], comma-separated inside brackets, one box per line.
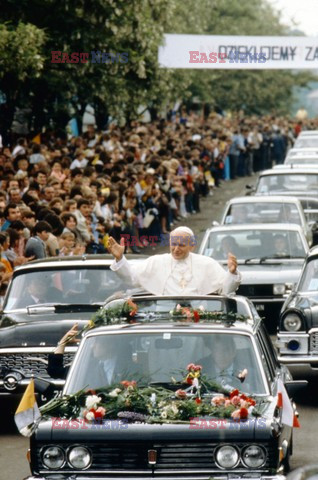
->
[110, 252, 241, 295]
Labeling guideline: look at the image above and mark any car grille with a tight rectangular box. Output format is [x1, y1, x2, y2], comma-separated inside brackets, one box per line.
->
[0, 352, 74, 377]
[310, 332, 318, 352]
[37, 442, 275, 472]
[237, 284, 274, 297]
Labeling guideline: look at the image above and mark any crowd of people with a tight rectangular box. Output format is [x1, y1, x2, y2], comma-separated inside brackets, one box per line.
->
[0, 110, 316, 294]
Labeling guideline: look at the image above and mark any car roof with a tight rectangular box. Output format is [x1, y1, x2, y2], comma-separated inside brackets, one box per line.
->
[259, 167, 318, 176]
[225, 195, 301, 205]
[12, 254, 147, 273]
[204, 223, 304, 234]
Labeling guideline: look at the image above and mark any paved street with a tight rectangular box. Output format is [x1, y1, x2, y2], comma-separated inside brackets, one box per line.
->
[0, 174, 316, 478]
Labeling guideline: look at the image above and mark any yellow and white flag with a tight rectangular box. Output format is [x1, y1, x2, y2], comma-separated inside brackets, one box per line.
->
[14, 379, 41, 437]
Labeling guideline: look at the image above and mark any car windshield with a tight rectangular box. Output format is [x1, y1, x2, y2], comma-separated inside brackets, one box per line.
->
[4, 267, 131, 310]
[202, 229, 306, 261]
[65, 332, 266, 395]
[294, 137, 318, 148]
[298, 258, 318, 291]
[257, 174, 318, 194]
[224, 203, 302, 226]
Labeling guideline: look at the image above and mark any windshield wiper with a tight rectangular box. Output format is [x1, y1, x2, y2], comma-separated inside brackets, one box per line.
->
[244, 258, 261, 264]
[260, 255, 303, 263]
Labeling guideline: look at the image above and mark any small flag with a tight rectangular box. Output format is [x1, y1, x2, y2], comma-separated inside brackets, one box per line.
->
[277, 379, 300, 428]
[14, 379, 41, 437]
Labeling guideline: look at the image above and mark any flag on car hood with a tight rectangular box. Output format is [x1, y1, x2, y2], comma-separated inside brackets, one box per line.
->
[277, 378, 300, 428]
[14, 379, 41, 436]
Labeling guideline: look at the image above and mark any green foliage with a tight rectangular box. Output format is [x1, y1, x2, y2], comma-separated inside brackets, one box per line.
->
[0, 0, 314, 131]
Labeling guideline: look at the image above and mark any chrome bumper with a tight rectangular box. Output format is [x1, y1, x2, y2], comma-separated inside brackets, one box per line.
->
[24, 475, 286, 480]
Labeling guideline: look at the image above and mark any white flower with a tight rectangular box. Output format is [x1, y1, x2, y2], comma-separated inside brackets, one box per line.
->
[176, 304, 181, 311]
[199, 305, 205, 311]
[192, 378, 199, 388]
[85, 411, 95, 422]
[161, 411, 168, 419]
[85, 395, 101, 410]
[150, 393, 156, 406]
[108, 388, 122, 398]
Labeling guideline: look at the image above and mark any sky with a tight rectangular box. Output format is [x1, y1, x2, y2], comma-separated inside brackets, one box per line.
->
[267, 0, 318, 36]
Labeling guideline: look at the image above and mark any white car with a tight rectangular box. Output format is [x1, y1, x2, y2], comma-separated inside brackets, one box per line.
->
[284, 148, 318, 166]
[294, 136, 318, 149]
[218, 195, 313, 246]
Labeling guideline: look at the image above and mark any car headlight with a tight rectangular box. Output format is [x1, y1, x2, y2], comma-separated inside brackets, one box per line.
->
[68, 446, 91, 469]
[42, 446, 65, 469]
[242, 445, 266, 468]
[273, 284, 286, 295]
[215, 445, 239, 469]
[283, 313, 302, 331]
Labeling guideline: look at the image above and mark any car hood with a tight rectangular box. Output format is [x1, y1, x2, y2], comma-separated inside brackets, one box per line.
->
[35, 409, 274, 443]
[0, 314, 91, 347]
[236, 263, 303, 284]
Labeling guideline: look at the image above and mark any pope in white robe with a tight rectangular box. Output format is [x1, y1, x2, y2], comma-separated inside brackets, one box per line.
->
[108, 227, 241, 295]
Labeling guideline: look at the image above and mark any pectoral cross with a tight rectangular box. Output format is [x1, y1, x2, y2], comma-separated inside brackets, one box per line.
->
[179, 277, 187, 289]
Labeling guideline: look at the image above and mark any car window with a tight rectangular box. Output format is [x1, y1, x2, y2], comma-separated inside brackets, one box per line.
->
[224, 203, 301, 226]
[202, 229, 306, 260]
[65, 332, 267, 395]
[4, 267, 131, 310]
[257, 174, 318, 194]
[294, 137, 318, 148]
[298, 258, 318, 291]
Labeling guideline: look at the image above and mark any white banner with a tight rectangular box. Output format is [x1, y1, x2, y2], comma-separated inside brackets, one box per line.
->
[158, 34, 318, 69]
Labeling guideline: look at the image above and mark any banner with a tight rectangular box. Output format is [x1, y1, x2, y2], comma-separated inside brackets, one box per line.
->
[158, 34, 318, 69]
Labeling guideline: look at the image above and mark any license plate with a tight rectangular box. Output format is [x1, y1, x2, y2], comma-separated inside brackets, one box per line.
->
[256, 304, 265, 311]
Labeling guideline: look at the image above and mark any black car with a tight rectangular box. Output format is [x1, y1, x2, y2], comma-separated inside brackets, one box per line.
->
[0, 255, 144, 402]
[25, 294, 302, 479]
[278, 246, 318, 378]
[199, 224, 309, 332]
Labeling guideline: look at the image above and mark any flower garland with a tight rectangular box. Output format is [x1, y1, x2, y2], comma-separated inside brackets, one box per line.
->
[83, 299, 250, 332]
[40, 365, 259, 424]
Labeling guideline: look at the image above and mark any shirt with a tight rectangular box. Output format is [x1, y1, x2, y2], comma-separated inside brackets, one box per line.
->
[163, 255, 198, 295]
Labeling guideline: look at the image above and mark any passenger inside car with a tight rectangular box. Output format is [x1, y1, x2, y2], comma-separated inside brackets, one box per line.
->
[17, 275, 64, 307]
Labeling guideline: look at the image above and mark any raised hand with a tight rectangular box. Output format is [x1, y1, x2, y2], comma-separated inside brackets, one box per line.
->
[227, 252, 238, 274]
[55, 323, 79, 354]
[107, 236, 125, 261]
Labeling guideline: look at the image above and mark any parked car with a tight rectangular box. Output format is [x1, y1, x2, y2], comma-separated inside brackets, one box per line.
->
[284, 149, 318, 166]
[218, 195, 313, 246]
[25, 293, 302, 479]
[0, 254, 144, 402]
[199, 224, 309, 331]
[278, 246, 318, 378]
[250, 167, 318, 199]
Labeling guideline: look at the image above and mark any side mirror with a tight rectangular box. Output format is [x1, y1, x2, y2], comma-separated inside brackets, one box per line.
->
[245, 184, 254, 189]
[284, 380, 307, 398]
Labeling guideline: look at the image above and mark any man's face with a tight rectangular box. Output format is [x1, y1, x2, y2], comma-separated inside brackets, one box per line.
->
[211, 341, 236, 370]
[36, 173, 47, 186]
[44, 187, 54, 201]
[7, 207, 19, 222]
[79, 204, 91, 217]
[170, 232, 195, 260]
[38, 230, 49, 241]
[8, 180, 19, 190]
[9, 189, 21, 203]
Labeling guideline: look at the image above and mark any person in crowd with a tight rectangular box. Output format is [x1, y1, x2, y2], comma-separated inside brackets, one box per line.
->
[25, 221, 52, 259]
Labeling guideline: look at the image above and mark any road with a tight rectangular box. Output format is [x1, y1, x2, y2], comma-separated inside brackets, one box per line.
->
[0, 175, 316, 478]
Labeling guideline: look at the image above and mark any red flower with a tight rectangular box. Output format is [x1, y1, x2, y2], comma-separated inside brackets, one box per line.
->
[239, 407, 249, 419]
[195, 398, 202, 404]
[175, 389, 187, 399]
[193, 311, 200, 323]
[186, 376, 193, 385]
[230, 389, 239, 399]
[120, 380, 137, 389]
[187, 363, 196, 371]
[126, 299, 138, 317]
[194, 364, 202, 372]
